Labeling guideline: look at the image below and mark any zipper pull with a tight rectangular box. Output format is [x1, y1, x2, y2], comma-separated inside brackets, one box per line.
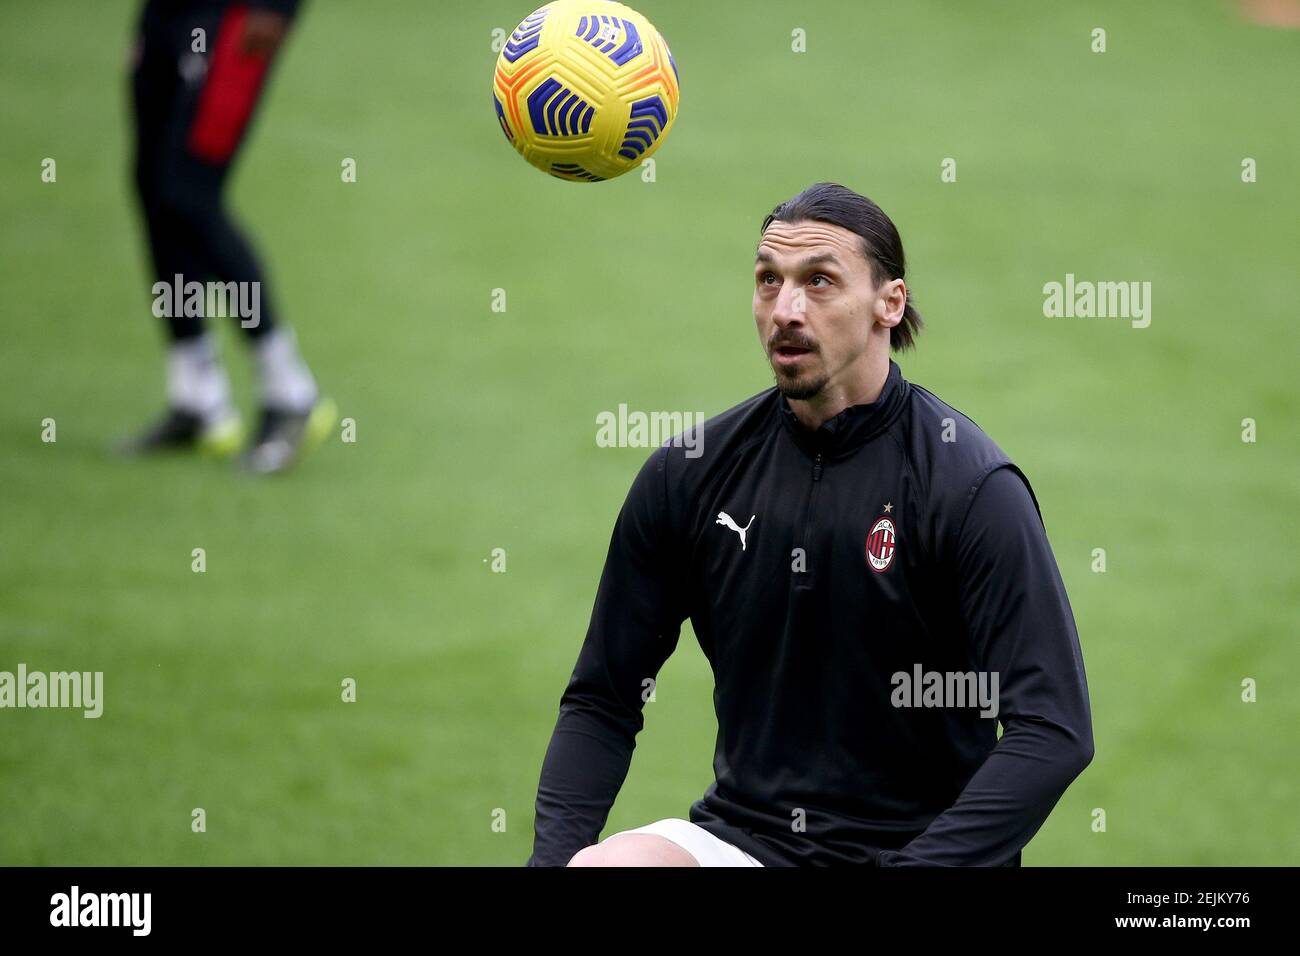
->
[812, 452, 823, 481]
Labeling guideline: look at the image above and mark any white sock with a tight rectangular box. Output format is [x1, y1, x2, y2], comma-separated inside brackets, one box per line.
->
[254, 327, 318, 412]
[167, 334, 234, 424]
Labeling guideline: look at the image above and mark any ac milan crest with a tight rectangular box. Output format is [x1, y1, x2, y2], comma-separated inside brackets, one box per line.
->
[866, 516, 897, 573]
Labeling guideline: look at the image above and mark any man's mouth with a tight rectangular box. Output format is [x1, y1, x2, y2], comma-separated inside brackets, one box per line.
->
[772, 344, 814, 367]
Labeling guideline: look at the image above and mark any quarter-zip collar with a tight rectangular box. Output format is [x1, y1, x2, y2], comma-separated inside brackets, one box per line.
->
[777, 358, 909, 460]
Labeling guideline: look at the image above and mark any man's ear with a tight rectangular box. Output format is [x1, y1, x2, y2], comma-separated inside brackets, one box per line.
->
[875, 278, 907, 328]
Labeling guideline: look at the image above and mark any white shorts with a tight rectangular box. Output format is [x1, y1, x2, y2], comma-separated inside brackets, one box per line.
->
[607, 817, 764, 867]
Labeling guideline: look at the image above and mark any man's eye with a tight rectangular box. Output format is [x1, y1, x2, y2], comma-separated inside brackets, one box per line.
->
[759, 272, 778, 285]
[810, 274, 831, 287]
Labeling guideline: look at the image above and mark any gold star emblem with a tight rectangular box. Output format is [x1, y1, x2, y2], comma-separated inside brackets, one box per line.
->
[883, 502, 893, 513]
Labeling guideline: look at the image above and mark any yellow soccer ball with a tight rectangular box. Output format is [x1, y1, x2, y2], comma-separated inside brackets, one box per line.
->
[492, 1, 681, 182]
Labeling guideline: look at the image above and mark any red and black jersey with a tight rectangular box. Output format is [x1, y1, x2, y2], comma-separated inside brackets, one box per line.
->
[133, 0, 302, 166]
[145, 0, 301, 16]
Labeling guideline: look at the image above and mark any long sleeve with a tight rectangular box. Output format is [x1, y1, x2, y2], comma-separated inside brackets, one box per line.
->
[526, 446, 689, 866]
[876, 465, 1094, 866]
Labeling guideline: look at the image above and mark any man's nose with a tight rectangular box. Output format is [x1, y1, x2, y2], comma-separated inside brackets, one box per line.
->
[771, 282, 805, 327]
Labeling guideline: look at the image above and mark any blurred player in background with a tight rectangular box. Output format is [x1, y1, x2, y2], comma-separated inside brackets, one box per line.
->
[118, 0, 334, 474]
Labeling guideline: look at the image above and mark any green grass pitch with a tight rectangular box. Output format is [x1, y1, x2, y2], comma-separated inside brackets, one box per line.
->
[0, 0, 1296, 864]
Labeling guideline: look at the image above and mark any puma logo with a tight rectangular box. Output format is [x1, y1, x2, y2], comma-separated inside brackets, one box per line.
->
[715, 512, 756, 550]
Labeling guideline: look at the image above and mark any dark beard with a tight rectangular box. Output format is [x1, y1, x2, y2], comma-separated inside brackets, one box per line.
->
[774, 369, 829, 401]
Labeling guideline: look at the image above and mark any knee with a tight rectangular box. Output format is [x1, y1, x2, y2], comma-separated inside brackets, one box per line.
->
[566, 834, 697, 867]
[565, 844, 607, 866]
[140, 176, 220, 230]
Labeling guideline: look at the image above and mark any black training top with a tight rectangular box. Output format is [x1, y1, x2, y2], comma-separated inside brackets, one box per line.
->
[527, 359, 1093, 866]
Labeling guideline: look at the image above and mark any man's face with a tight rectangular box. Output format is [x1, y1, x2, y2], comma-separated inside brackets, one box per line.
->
[753, 219, 884, 401]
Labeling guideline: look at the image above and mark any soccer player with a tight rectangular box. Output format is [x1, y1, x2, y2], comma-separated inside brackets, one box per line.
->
[527, 182, 1094, 867]
[118, 0, 334, 474]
